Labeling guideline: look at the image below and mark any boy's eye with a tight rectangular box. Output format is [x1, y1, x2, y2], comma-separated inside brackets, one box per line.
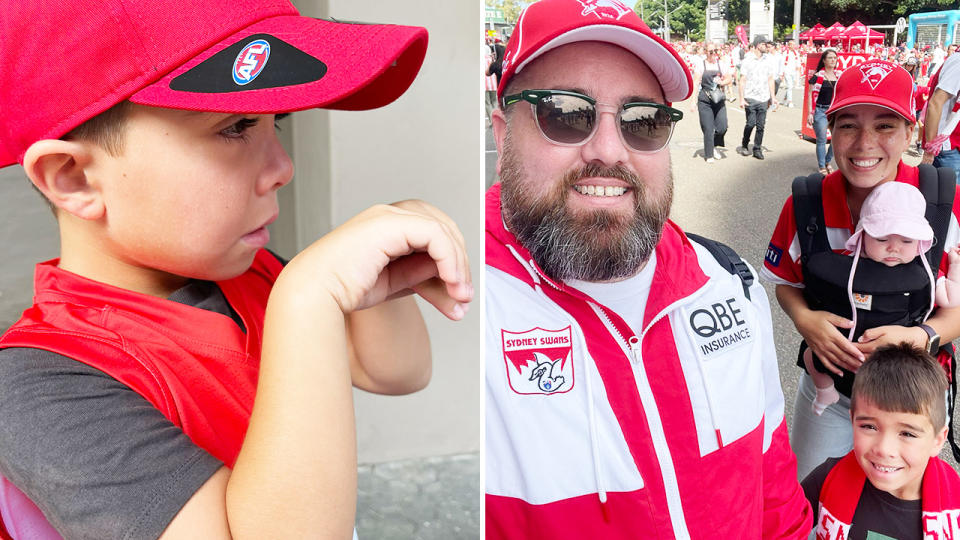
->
[220, 117, 259, 139]
[857, 422, 878, 431]
[900, 430, 918, 438]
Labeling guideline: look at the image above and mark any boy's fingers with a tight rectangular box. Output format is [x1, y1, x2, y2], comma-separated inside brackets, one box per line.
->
[391, 200, 471, 285]
[411, 278, 471, 321]
[386, 210, 471, 296]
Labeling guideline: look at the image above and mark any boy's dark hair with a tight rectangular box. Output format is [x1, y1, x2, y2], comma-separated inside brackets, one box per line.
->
[62, 100, 132, 157]
[851, 343, 948, 430]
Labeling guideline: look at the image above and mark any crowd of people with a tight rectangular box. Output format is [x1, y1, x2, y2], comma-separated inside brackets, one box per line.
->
[675, 37, 960, 172]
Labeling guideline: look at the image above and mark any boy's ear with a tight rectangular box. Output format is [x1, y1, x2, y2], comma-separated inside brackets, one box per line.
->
[22, 139, 104, 220]
[931, 424, 949, 457]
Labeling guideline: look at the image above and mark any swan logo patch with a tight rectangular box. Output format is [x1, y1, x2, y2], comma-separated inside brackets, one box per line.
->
[576, 0, 632, 20]
[502, 327, 574, 395]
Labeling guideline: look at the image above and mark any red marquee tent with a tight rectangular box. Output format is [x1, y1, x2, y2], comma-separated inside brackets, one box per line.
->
[821, 22, 847, 42]
[798, 23, 827, 41]
[840, 21, 885, 47]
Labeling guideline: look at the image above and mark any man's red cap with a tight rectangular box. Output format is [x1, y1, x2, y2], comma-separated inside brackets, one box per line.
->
[826, 59, 916, 122]
[496, 0, 692, 103]
[0, 0, 429, 167]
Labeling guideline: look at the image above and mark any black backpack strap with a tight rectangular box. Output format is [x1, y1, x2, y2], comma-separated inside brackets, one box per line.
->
[946, 346, 960, 462]
[917, 163, 957, 274]
[686, 233, 753, 301]
[917, 164, 960, 459]
[791, 173, 828, 266]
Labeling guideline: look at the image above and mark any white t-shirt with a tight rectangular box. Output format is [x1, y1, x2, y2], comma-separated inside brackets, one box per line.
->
[740, 52, 774, 102]
[567, 252, 657, 336]
[934, 53, 960, 150]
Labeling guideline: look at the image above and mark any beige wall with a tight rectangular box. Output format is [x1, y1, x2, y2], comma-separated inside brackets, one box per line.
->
[274, 0, 483, 463]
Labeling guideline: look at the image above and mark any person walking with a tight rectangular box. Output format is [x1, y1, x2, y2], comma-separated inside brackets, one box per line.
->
[693, 45, 734, 162]
[738, 36, 777, 159]
[807, 49, 840, 174]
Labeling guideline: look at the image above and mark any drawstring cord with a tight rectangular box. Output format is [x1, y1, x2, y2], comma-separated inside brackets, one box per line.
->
[582, 331, 609, 521]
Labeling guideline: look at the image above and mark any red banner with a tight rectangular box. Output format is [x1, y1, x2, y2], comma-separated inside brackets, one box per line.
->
[801, 52, 872, 140]
[735, 25, 748, 48]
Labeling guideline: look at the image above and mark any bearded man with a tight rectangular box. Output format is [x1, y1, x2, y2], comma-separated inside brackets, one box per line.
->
[484, 1, 812, 538]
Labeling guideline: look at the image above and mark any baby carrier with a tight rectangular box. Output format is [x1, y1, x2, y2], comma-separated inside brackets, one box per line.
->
[792, 165, 960, 459]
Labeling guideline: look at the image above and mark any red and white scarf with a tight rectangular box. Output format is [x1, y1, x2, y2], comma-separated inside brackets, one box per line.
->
[816, 451, 960, 539]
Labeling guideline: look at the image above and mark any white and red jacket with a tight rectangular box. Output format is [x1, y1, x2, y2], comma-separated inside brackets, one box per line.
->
[485, 185, 812, 539]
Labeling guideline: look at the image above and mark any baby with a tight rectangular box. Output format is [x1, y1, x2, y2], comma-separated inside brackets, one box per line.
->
[804, 181, 960, 414]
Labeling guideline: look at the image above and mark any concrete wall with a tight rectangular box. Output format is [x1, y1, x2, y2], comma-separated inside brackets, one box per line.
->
[277, 0, 483, 463]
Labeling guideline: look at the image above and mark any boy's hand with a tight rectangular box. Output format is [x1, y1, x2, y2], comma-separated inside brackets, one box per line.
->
[284, 200, 473, 320]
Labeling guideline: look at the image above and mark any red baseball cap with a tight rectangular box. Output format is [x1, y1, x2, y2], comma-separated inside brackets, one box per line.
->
[0, 0, 429, 167]
[826, 60, 915, 122]
[496, 0, 692, 103]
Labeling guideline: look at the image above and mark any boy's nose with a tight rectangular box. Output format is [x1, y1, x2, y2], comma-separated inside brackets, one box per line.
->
[259, 132, 294, 194]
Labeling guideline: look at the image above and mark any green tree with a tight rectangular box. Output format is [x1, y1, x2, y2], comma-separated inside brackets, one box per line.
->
[634, 0, 708, 41]
[486, 0, 526, 24]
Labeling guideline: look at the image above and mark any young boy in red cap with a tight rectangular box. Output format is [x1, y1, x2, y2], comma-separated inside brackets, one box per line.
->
[0, 1, 473, 538]
[802, 343, 960, 539]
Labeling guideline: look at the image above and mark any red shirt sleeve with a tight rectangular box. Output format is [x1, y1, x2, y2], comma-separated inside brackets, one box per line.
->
[764, 197, 803, 285]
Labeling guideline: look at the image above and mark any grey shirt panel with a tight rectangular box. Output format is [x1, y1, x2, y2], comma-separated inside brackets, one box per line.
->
[0, 280, 242, 540]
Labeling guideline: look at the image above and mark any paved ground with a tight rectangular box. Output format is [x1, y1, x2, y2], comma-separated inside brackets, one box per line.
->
[486, 85, 960, 469]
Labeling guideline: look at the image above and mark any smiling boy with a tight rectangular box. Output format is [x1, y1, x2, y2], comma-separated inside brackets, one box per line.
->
[801, 343, 960, 539]
[0, 1, 472, 538]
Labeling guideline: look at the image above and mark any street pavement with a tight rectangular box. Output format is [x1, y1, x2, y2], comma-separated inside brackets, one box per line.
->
[485, 86, 960, 469]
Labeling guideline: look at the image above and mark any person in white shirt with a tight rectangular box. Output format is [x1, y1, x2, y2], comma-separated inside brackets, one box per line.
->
[738, 36, 777, 159]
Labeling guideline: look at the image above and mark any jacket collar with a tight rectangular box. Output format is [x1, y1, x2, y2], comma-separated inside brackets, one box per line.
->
[485, 183, 709, 326]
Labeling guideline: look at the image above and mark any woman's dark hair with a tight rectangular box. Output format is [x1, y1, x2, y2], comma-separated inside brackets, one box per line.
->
[815, 49, 837, 72]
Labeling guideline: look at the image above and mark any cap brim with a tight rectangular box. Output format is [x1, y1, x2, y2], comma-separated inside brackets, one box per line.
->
[862, 218, 934, 243]
[826, 96, 913, 122]
[506, 25, 691, 102]
[131, 15, 428, 113]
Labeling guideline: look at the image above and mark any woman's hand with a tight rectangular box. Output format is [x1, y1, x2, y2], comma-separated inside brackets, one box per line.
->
[855, 325, 928, 358]
[792, 308, 864, 375]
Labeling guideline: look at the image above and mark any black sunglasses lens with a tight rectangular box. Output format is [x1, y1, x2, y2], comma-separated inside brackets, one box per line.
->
[620, 106, 674, 152]
[535, 94, 596, 144]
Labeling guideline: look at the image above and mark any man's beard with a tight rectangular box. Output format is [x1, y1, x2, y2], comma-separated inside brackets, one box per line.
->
[499, 139, 673, 283]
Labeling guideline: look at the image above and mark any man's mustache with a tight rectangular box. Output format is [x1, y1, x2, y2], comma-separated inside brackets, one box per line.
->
[562, 163, 642, 193]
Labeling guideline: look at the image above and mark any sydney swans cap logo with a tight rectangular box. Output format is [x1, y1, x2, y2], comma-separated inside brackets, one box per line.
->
[858, 61, 894, 90]
[576, 0, 633, 19]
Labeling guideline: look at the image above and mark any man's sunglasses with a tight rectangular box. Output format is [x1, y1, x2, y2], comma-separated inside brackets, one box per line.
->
[501, 89, 683, 153]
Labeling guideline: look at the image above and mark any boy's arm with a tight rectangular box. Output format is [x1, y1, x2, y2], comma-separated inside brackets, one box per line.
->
[164, 201, 471, 539]
[346, 297, 432, 395]
[343, 201, 469, 395]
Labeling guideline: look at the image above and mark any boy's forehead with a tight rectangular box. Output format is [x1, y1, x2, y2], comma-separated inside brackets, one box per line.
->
[852, 401, 935, 432]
